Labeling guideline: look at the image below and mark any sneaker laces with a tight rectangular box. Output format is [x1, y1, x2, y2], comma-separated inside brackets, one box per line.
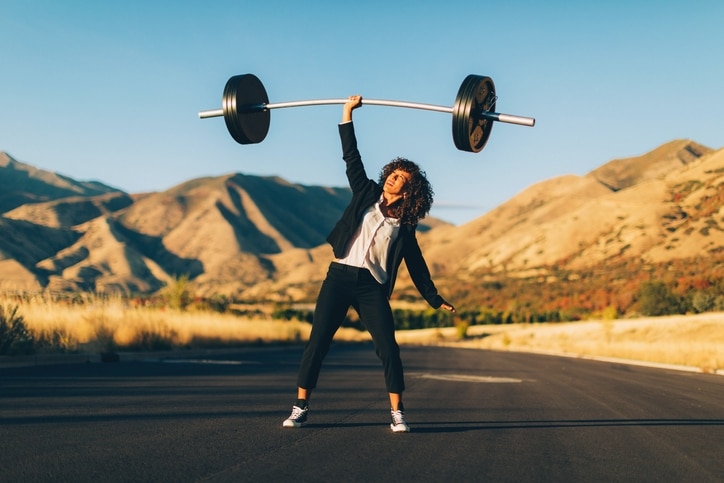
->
[289, 405, 306, 420]
[391, 409, 406, 426]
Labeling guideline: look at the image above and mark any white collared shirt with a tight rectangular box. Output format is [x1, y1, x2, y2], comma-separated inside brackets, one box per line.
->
[336, 196, 401, 284]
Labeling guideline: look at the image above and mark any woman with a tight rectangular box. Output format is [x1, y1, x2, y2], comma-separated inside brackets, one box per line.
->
[283, 95, 455, 432]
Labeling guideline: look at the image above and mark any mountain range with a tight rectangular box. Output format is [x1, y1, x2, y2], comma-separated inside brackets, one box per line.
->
[1, 140, 722, 307]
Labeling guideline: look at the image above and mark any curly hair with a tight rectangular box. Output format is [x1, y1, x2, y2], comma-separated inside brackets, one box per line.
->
[378, 157, 434, 226]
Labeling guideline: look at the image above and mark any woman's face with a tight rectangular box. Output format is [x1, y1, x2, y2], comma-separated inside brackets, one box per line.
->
[384, 169, 411, 196]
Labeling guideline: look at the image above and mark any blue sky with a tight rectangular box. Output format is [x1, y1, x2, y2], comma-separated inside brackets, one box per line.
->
[2, 1, 723, 225]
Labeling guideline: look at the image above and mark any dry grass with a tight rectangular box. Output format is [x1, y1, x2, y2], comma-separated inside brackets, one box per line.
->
[3, 294, 722, 374]
[397, 312, 724, 374]
[2, 294, 369, 354]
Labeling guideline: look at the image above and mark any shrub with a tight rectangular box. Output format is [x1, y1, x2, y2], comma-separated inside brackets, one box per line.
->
[162, 274, 191, 310]
[638, 281, 683, 316]
[713, 295, 724, 312]
[599, 305, 619, 320]
[454, 318, 469, 339]
[691, 290, 716, 314]
[0, 304, 35, 355]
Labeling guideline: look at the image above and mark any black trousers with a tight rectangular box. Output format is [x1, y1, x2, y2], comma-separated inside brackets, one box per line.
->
[296, 262, 405, 393]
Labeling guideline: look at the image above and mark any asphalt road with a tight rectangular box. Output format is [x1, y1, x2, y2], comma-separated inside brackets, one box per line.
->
[1, 343, 722, 482]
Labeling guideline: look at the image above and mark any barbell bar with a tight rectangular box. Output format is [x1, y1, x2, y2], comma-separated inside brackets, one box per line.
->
[198, 73, 535, 153]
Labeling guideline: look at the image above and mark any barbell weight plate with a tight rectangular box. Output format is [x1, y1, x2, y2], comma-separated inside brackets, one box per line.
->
[452, 74, 496, 153]
[452, 76, 478, 152]
[222, 74, 270, 144]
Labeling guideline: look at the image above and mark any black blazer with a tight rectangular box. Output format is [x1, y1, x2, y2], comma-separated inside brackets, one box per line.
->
[326, 122, 446, 308]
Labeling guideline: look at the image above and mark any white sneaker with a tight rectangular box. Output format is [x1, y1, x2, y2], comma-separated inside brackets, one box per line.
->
[390, 408, 410, 432]
[282, 405, 309, 428]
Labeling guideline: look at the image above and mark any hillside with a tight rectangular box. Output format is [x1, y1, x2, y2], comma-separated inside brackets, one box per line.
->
[0, 152, 122, 213]
[0, 140, 722, 310]
[0, 155, 448, 295]
[419, 140, 722, 275]
[402, 140, 724, 315]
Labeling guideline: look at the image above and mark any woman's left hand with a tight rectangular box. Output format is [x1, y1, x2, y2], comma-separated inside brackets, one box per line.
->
[440, 303, 456, 313]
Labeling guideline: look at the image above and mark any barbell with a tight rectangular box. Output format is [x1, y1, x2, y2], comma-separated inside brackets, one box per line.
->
[198, 73, 535, 153]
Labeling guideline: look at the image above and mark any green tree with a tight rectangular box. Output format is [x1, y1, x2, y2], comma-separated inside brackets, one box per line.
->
[638, 281, 683, 316]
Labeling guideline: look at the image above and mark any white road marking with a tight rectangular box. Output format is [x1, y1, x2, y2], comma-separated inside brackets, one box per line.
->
[416, 373, 522, 383]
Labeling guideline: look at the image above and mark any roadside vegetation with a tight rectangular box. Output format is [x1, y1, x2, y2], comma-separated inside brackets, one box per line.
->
[425, 257, 724, 324]
[0, 292, 356, 357]
[1, 270, 723, 373]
